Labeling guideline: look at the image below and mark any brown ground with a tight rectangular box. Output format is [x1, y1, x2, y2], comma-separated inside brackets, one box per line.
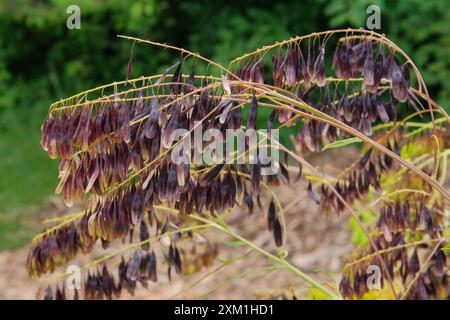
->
[0, 149, 358, 300]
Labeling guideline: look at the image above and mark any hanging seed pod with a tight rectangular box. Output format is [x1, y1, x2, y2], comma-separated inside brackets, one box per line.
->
[389, 57, 409, 102]
[298, 45, 311, 87]
[120, 105, 131, 145]
[250, 59, 265, 84]
[363, 41, 375, 87]
[79, 105, 93, 152]
[307, 181, 320, 204]
[305, 44, 314, 86]
[284, 47, 298, 86]
[239, 62, 252, 82]
[434, 247, 446, 277]
[409, 249, 420, 274]
[366, 53, 384, 93]
[352, 41, 367, 71]
[357, 149, 372, 170]
[333, 42, 353, 80]
[199, 163, 225, 187]
[171, 59, 183, 94]
[267, 199, 276, 231]
[55, 286, 66, 300]
[219, 99, 233, 124]
[127, 250, 144, 282]
[183, 70, 196, 107]
[85, 158, 100, 194]
[339, 276, 354, 299]
[375, 95, 390, 123]
[379, 211, 393, 242]
[44, 285, 53, 300]
[162, 106, 180, 147]
[272, 52, 284, 87]
[243, 188, 254, 215]
[312, 44, 326, 87]
[101, 265, 116, 300]
[273, 218, 283, 247]
[302, 122, 316, 152]
[246, 94, 258, 130]
[228, 106, 242, 130]
[251, 163, 261, 195]
[142, 98, 160, 139]
[294, 162, 303, 184]
[73, 288, 79, 300]
[164, 163, 179, 201]
[173, 245, 182, 274]
[148, 250, 158, 282]
[131, 187, 144, 225]
[140, 221, 150, 251]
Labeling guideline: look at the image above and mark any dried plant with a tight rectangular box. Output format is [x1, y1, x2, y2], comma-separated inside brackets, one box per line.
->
[28, 29, 449, 300]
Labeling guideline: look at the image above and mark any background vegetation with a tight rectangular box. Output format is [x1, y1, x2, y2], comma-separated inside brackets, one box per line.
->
[1, 0, 449, 249]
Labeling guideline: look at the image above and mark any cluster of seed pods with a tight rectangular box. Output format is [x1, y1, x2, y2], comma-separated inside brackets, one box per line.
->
[41, 240, 218, 300]
[27, 223, 94, 277]
[32, 31, 447, 300]
[320, 139, 399, 213]
[339, 196, 448, 299]
[236, 36, 418, 155]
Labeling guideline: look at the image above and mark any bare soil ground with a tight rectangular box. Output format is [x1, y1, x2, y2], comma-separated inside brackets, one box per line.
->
[0, 149, 358, 300]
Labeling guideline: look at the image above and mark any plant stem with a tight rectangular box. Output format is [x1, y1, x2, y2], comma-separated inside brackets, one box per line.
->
[190, 214, 341, 300]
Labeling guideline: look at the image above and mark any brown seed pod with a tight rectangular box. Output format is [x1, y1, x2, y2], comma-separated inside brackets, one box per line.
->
[273, 218, 283, 247]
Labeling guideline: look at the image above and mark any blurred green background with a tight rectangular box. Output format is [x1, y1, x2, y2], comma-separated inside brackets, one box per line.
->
[0, 0, 449, 249]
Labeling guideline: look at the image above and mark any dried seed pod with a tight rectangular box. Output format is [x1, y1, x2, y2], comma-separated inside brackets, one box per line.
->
[272, 52, 284, 87]
[307, 181, 320, 204]
[351, 40, 367, 71]
[363, 41, 375, 87]
[142, 98, 160, 139]
[312, 45, 326, 87]
[284, 47, 298, 86]
[365, 53, 384, 93]
[199, 163, 225, 187]
[267, 199, 276, 231]
[333, 42, 353, 80]
[273, 218, 283, 247]
[127, 250, 144, 282]
[131, 187, 144, 225]
[173, 245, 182, 274]
[44, 285, 53, 300]
[73, 288, 79, 300]
[375, 96, 389, 123]
[298, 45, 311, 87]
[140, 221, 150, 251]
[305, 44, 314, 86]
[219, 99, 234, 124]
[171, 59, 183, 94]
[434, 247, 446, 277]
[147, 250, 158, 282]
[246, 94, 258, 130]
[357, 149, 372, 170]
[339, 276, 354, 299]
[389, 57, 409, 102]
[101, 265, 116, 300]
[250, 59, 265, 84]
[162, 106, 180, 147]
[243, 189, 254, 215]
[251, 163, 261, 195]
[119, 105, 131, 145]
[409, 249, 420, 274]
